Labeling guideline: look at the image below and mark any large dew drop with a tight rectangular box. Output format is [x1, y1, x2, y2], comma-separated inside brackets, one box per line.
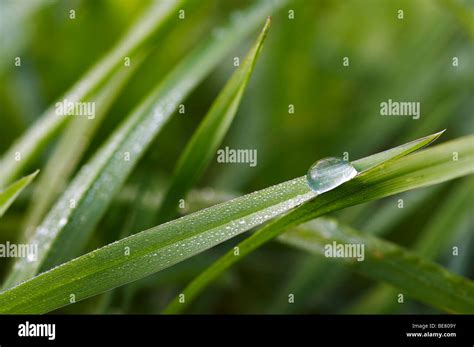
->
[306, 157, 358, 194]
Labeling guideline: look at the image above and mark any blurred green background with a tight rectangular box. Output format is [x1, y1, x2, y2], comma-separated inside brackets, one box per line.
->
[1, 0, 473, 313]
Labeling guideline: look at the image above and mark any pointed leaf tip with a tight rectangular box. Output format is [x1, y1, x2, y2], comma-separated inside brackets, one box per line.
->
[0, 170, 39, 218]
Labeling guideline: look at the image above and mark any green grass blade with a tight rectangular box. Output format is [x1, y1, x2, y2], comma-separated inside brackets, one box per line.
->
[163, 135, 473, 313]
[0, 170, 39, 218]
[277, 218, 474, 313]
[20, 54, 145, 241]
[0, 132, 460, 313]
[346, 177, 473, 314]
[0, 0, 184, 187]
[350, 129, 445, 172]
[2, 0, 288, 289]
[158, 17, 272, 222]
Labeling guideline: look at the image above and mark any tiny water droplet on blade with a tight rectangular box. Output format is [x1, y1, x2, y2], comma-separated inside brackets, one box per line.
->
[58, 218, 68, 227]
[306, 157, 358, 194]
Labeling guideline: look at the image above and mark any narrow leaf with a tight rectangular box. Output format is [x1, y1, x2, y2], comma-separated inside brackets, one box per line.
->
[346, 178, 473, 314]
[0, 170, 39, 218]
[351, 129, 445, 172]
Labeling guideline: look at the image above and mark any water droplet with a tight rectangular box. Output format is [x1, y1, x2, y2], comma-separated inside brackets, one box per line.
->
[36, 227, 48, 236]
[306, 157, 358, 194]
[58, 217, 68, 227]
[26, 252, 37, 263]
